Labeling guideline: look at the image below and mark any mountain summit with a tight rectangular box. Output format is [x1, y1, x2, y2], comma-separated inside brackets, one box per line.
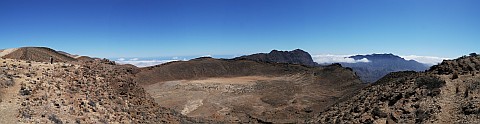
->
[235, 49, 317, 66]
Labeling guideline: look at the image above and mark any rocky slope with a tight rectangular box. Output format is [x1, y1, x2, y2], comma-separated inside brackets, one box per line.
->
[234, 49, 318, 67]
[0, 58, 196, 123]
[135, 57, 364, 123]
[340, 54, 429, 83]
[313, 54, 480, 123]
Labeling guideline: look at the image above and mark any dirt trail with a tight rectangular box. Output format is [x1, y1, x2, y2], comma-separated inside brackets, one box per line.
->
[0, 78, 22, 123]
[436, 75, 459, 123]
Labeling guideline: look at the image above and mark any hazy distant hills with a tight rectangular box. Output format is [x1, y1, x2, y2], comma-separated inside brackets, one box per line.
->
[340, 54, 430, 83]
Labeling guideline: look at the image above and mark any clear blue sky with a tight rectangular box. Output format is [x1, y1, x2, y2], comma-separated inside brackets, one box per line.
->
[0, 0, 478, 58]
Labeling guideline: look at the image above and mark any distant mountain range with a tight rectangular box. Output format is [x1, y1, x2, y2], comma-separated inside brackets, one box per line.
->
[234, 49, 431, 83]
[340, 54, 430, 83]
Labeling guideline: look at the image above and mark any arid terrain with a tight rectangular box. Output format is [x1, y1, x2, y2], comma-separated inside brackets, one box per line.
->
[1, 47, 479, 124]
[0, 54, 190, 123]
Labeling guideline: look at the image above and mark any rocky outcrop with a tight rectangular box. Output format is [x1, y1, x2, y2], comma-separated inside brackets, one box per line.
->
[234, 49, 318, 66]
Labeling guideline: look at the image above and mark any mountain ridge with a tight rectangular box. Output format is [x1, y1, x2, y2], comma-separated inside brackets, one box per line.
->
[340, 53, 429, 83]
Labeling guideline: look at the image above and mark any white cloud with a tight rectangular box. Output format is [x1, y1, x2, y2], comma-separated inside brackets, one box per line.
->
[129, 58, 139, 61]
[357, 58, 370, 63]
[312, 54, 371, 64]
[313, 54, 451, 66]
[116, 59, 179, 67]
[401, 55, 450, 65]
[117, 58, 125, 61]
[201, 55, 212, 57]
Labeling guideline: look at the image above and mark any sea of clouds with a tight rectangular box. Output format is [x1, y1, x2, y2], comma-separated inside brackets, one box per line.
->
[312, 54, 371, 64]
[312, 54, 450, 66]
[400, 55, 451, 66]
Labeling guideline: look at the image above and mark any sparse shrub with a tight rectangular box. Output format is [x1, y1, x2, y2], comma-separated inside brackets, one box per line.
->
[19, 86, 31, 96]
[452, 73, 459, 80]
[464, 88, 469, 98]
[372, 107, 387, 118]
[415, 76, 446, 90]
[415, 109, 429, 123]
[470, 53, 478, 57]
[455, 85, 459, 94]
[462, 102, 480, 115]
[48, 114, 63, 124]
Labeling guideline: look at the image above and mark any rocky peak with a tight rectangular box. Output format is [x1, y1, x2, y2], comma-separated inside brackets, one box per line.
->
[235, 49, 317, 66]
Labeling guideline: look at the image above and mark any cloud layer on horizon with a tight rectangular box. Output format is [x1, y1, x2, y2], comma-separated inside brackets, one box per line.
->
[312, 54, 371, 64]
[312, 54, 450, 66]
[115, 54, 451, 67]
[400, 55, 450, 66]
[115, 58, 181, 67]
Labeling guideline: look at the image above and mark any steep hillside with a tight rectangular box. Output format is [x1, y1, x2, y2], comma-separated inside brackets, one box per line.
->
[0, 58, 196, 123]
[314, 54, 480, 123]
[0, 47, 76, 63]
[234, 49, 318, 66]
[341, 54, 429, 83]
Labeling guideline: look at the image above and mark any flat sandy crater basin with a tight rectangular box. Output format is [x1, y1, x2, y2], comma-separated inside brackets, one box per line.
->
[143, 76, 286, 115]
[142, 75, 341, 123]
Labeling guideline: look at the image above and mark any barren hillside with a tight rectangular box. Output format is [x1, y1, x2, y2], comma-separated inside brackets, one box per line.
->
[0, 47, 76, 63]
[0, 58, 194, 123]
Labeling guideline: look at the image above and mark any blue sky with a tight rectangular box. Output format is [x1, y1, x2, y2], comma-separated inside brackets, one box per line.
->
[0, 0, 479, 58]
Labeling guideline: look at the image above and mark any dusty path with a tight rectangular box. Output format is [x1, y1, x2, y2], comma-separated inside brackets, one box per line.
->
[436, 75, 459, 123]
[0, 78, 22, 123]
